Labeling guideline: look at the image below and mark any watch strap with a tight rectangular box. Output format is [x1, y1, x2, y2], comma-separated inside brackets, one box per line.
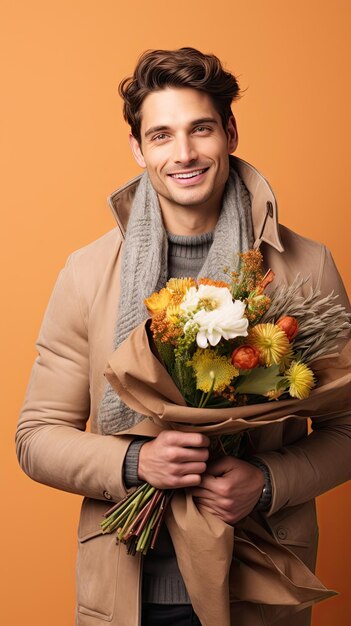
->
[250, 457, 272, 511]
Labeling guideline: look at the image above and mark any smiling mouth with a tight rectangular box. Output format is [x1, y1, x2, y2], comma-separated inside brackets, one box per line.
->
[168, 167, 209, 180]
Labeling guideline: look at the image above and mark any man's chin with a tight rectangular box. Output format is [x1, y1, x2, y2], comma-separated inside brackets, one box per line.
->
[166, 188, 214, 209]
[171, 197, 211, 209]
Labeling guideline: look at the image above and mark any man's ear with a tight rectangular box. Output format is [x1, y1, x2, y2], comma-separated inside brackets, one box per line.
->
[227, 115, 239, 154]
[129, 134, 146, 168]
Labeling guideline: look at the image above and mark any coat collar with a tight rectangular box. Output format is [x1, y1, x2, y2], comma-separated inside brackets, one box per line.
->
[108, 155, 284, 252]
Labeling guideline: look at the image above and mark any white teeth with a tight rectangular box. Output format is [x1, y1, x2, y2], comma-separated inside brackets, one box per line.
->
[171, 169, 206, 179]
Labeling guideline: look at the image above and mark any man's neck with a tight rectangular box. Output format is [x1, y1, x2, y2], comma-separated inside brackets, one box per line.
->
[162, 210, 219, 235]
[158, 196, 222, 236]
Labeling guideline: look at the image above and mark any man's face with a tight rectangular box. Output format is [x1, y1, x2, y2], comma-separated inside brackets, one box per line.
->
[129, 87, 238, 215]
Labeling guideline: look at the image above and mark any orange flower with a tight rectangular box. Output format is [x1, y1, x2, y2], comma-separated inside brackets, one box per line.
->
[231, 345, 260, 370]
[276, 316, 299, 342]
[150, 310, 181, 344]
[198, 278, 231, 289]
[144, 288, 171, 315]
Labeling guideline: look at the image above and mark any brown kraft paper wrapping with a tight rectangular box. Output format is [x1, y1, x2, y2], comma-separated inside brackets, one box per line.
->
[104, 321, 351, 626]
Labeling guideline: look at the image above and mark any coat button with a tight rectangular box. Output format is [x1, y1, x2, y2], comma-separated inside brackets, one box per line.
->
[103, 490, 112, 500]
[277, 527, 288, 540]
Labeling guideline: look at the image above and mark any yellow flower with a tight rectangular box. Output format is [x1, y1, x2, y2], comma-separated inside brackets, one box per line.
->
[285, 361, 315, 399]
[166, 277, 196, 295]
[248, 323, 290, 366]
[144, 288, 172, 315]
[166, 304, 181, 324]
[189, 349, 239, 393]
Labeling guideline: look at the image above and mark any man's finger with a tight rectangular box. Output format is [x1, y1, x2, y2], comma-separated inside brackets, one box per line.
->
[193, 498, 224, 517]
[168, 446, 209, 464]
[206, 456, 238, 476]
[191, 479, 217, 496]
[178, 461, 207, 476]
[162, 431, 210, 448]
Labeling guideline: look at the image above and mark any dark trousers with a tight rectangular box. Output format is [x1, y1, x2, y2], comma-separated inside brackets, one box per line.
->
[142, 603, 202, 626]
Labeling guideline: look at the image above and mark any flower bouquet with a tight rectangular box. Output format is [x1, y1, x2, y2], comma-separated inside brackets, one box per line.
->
[101, 250, 348, 549]
[101, 250, 351, 626]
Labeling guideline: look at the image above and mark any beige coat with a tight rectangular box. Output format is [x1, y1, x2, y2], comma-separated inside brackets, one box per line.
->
[16, 156, 351, 626]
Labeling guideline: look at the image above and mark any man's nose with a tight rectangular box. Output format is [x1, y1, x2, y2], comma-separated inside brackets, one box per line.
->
[173, 135, 198, 164]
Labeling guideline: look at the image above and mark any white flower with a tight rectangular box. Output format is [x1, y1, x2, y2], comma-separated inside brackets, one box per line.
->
[180, 284, 233, 316]
[179, 286, 200, 317]
[194, 299, 249, 348]
[180, 284, 249, 348]
[197, 284, 233, 307]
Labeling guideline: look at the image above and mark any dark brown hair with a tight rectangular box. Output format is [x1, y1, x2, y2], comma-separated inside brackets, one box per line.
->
[119, 47, 240, 143]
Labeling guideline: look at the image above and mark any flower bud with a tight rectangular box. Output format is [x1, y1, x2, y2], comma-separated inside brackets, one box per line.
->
[276, 316, 299, 342]
[231, 345, 260, 370]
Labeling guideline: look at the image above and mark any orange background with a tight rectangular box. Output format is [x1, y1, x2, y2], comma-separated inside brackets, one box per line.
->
[1, 1, 350, 624]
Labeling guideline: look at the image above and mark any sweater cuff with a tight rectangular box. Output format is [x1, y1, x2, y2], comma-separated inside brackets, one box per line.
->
[123, 439, 148, 488]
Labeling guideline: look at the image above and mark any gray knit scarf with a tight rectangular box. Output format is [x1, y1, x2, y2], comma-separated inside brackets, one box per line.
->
[99, 166, 253, 435]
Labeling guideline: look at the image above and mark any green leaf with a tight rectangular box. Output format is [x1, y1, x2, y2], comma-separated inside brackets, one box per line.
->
[235, 365, 281, 395]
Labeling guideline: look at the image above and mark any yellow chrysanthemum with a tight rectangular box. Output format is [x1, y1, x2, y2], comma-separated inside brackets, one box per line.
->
[248, 323, 290, 366]
[285, 361, 315, 399]
[166, 304, 181, 324]
[189, 349, 239, 393]
[166, 277, 196, 295]
[144, 288, 172, 314]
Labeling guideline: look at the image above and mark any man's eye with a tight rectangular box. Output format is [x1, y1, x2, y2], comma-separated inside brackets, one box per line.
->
[153, 133, 168, 141]
[194, 126, 211, 134]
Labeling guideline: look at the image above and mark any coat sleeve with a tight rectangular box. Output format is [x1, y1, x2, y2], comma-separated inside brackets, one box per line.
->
[255, 246, 351, 516]
[15, 254, 133, 502]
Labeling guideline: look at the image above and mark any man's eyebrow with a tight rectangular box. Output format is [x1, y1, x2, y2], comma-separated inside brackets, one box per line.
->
[190, 117, 218, 126]
[144, 118, 218, 139]
[144, 125, 170, 139]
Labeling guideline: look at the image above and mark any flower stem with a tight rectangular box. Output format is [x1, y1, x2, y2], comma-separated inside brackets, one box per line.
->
[136, 506, 159, 553]
[198, 376, 216, 408]
[116, 488, 147, 540]
[122, 489, 162, 541]
[150, 491, 174, 550]
[101, 484, 153, 533]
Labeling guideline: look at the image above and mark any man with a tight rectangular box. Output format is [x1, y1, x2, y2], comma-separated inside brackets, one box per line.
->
[16, 48, 351, 626]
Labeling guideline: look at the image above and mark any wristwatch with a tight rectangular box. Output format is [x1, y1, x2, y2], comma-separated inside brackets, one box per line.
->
[250, 458, 272, 511]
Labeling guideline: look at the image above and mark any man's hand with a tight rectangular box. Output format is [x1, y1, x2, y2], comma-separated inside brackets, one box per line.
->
[138, 431, 210, 489]
[190, 456, 264, 525]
